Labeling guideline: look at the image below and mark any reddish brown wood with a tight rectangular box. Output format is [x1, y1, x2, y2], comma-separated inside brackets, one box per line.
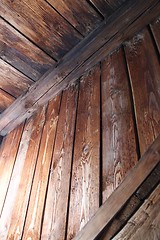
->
[22, 95, 61, 239]
[150, 17, 160, 53]
[67, 65, 100, 240]
[41, 84, 79, 240]
[0, 89, 15, 113]
[124, 28, 160, 154]
[0, 123, 24, 215]
[101, 47, 138, 202]
[0, 0, 82, 60]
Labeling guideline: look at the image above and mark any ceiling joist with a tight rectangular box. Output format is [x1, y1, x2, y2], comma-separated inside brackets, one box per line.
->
[0, 0, 160, 136]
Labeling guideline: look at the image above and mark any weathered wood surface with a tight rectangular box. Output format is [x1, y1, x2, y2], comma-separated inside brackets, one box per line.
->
[0, 0, 159, 136]
[101, 47, 138, 202]
[0, 89, 15, 113]
[0, 17, 55, 81]
[6, 108, 45, 240]
[124, 28, 160, 155]
[41, 84, 78, 240]
[67, 65, 100, 239]
[113, 185, 160, 240]
[0, 0, 82, 60]
[150, 16, 160, 53]
[46, 0, 102, 36]
[0, 59, 33, 97]
[22, 95, 61, 239]
[74, 134, 160, 240]
[0, 123, 24, 216]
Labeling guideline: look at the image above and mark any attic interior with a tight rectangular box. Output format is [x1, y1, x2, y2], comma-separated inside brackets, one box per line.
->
[0, 0, 160, 239]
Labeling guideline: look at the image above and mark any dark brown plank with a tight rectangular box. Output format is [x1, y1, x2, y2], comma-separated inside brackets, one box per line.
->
[0, 0, 82, 60]
[41, 84, 78, 240]
[0, 89, 15, 112]
[150, 16, 160, 53]
[0, 123, 24, 215]
[46, 0, 102, 36]
[67, 65, 100, 240]
[22, 95, 61, 239]
[0, 0, 159, 136]
[0, 18, 56, 81]
[124, 28, 160, 154]
[2, 107, 46, 239]
[89, 0, 126, 17]
[101, 47, 138, 202]
[74, 134, 160, 240]
[0, 59, 33, 97]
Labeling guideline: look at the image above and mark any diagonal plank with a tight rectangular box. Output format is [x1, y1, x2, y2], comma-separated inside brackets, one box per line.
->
[0, 0, 160, 136]
[73, 134, 160, 240]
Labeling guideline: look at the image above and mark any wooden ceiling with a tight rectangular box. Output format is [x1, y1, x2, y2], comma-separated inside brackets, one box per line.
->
[0, 0, 127, 113]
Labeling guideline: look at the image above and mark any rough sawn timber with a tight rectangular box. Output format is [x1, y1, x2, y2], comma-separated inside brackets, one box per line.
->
[0, 0, 160, 136]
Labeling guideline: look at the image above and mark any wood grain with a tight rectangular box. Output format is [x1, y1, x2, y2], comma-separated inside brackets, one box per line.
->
[67, 65, 100, 240]
[41, 84, 79, 240]
[124, 28, 160, 154]
[0, 89, 15, 113]
[101, 47, 138, 202]
[0, 0, 82, 60]
[22, 95, 61, 239]
[0, 17, 55, 81]
[113, 185, 160, 240]
[5, 107, 46, 240]
[150, 16, 160, 53]
[0, 59, 33, 97]
[46, 0, 102, 36]
[0, 0, 159, 136]
[0, 123, 24, 216]
[74, 134, 160, 240]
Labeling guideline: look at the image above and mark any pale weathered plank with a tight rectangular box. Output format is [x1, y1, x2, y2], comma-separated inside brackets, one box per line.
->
[0, 0, 82, 60]
[0, 0, 159, 136]
[150, 16, 160, 53]
[67, 65, 100, 240]
[74, 134, 160, 240]
[0, 123, 24, 216]
[0, 89, 15, 113]
[22, 95, 61, 239]
[113, 185, 160, 240]
[124, 28, 160, 154]
[46, 0, 102, 36]
[101, 47, 138, 202]
[0, 59, 33, 97]
[0, 17, 56, 81]
[41, 84, 79, 240]
[5, 107, 46, 239]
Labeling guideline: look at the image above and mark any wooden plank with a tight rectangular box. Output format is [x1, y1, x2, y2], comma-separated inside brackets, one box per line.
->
[46, 0, 102, 36]
[0, 108, 45, 239]
[0, 0, 82, 60]
[124, 28, 160, 155]
[0, 123, 24, 215]
[41, 84, 79, 240]
[0, 18, 56, 81]
[67, 65, 100, 240]
[74, 134, 160, 240]
[150, 16, 160, 53]
[5, 107, 46, 239]
[101, 47, 138, 202]
[0, 0, 159, 136]
[0, 59, 33, 98]
[0, 89, 15, 113]
[22, 95, 61, 239]
[113, 185, 160, 240]
[89, 0, 126, 17]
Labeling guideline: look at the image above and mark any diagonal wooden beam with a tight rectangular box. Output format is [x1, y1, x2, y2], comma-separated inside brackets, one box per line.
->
[0, 0, 160, 136]
[73, 134, 160, 240]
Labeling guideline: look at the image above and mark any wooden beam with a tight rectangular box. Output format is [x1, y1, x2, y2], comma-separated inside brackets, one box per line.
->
[0, 0, 160, 136]
[73, 134, 160, 240]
